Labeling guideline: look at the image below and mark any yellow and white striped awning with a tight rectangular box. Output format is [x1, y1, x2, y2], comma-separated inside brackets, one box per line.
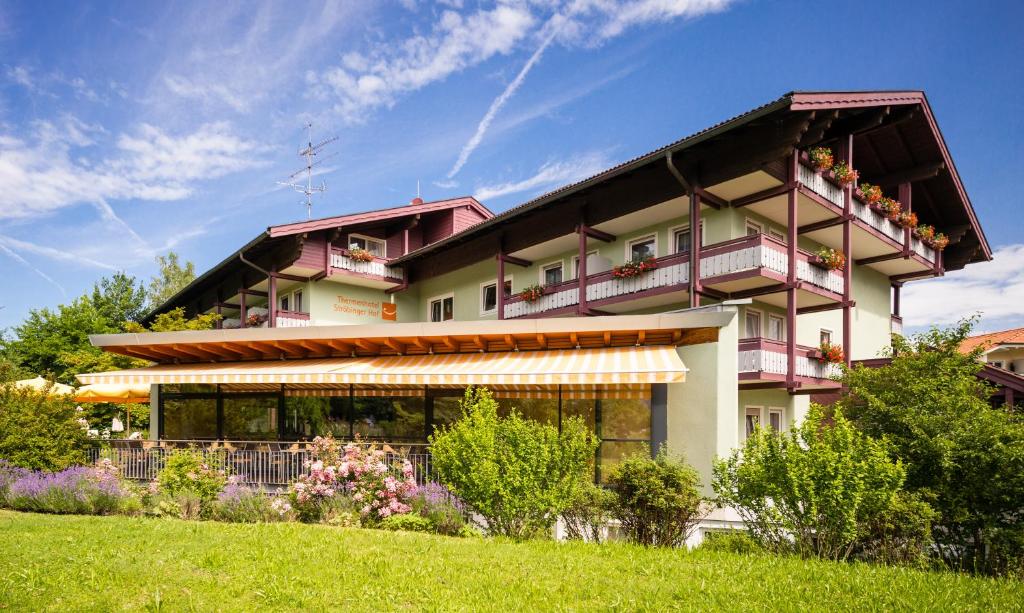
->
[76, 346, 686, 387]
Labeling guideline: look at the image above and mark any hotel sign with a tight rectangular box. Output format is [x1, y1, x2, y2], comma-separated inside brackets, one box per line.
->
[332, 295, 397, 321]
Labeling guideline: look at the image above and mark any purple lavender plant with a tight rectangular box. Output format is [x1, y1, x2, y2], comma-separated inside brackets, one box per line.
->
[0, 459, 30, 504]
[6, 465, 126, 515]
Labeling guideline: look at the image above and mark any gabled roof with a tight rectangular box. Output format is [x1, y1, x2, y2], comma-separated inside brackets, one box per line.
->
[395, 90, 991, 271]
[961, 327, 1024, 354]
[268, 196, 491, 238]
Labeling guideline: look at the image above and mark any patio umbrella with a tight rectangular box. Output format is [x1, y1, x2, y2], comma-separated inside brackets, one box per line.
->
[74, 383, 150, 404]
[14, 376, 74, 396]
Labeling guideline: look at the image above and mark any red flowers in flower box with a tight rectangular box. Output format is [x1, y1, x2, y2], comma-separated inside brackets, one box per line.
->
[915, 224, 936, 242]
[859, 182, 882, 204]
[898, 211, 919, 229]
[808, 147, 834, 171]
[811, 248, 846, 271]
[612, 256, 658, 279]
[831, 161, 859, 186]
[818, 341, 844, 364]
[348, 248, 375, 263]
[931, 233, 949, 251]
[519, 284, 544, 303]
[878, 197, 902, 222]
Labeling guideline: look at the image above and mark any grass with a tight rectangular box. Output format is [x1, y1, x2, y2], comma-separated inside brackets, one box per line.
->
[0, 511, 1021, 612]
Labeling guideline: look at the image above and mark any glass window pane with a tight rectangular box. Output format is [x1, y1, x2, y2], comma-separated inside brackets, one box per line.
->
[431, 396, 464, 434]
[162, 398, 217, 440]
[769, 411, 782, 432]
[280, 295, 290, 311]
[294, 291, 303, 312]
[222, 396, 278, 441]
[675, 229, 691, 253]
[282, 396, 335, 439]
[562, 399, 597, 433]
[745, 313, 761, 338]
[630, 238, 655, 261]
[544, 265, 562, 286]
[495, 397, 558, 426]
[352, 396, 426, 442]
[349, 237, 366, 249]
[601, 398, 652, 440]
[482, 284, 497, 312]
[442, 297, 454, 321]
[745, 411, 760, 438]
[599, 441, 650, 483]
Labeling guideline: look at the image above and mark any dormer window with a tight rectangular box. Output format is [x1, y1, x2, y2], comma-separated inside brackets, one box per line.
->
[348, 234, 386, 258]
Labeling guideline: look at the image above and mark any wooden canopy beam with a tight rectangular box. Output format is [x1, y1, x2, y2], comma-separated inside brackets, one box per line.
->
[868, 161, 945, 187]
[575, 224, 615, 242]
[497, 253, 532, 268]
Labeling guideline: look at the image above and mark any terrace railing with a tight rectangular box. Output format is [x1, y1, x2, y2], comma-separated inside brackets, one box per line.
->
[88, 440, 433, 487]
[275, 310, 311, 328]
[737, 337, 841, 381]
[329, 248, 404, 282]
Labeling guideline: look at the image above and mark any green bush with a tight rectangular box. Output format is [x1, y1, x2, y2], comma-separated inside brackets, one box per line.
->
[0, 384, 86, 471]
[608, 452, 705, 547]
[430, 387, 597, 540]
[379, 513, 434, 533]
[713, 405, 908, 561]
[852, 491, 938, 568]
[561, 481, 615, 543]
[698, 531, 762, 555]
[155, 449, 227, 507]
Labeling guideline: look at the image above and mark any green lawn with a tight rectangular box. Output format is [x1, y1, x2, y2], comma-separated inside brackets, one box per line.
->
[0, 511, 1020, 611]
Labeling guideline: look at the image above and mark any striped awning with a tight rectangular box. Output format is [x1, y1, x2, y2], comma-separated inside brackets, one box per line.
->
[76, 346, 686, 387]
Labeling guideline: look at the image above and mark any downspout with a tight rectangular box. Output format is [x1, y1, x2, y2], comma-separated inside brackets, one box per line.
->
[666, 152, 700, 307]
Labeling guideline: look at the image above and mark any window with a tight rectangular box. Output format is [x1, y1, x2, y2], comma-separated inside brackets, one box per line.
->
[541, 261, 564, 286]
[573, 250, 598, 279]
[429, 294, 454, 322]
[745, 407, 762, 439]
[767, 314, 785, 341]
[627, 235, 657, 261]
[348, 234, 386, 257]
[480, 278, 512, 315]
[768, 228, 786, 243]
[293, 290, 303, 313]
[279, 294, 290, 311]
[744, 309, 762, 339]
[991, 361, 1004, 369]
[768, 409, 783, 432]
[222, 396, 279, 441]
[674, 226, 691, 254]
[162, 397, 218, 440]
[745, 220, 764, 236]
[820, 329, 833, 345]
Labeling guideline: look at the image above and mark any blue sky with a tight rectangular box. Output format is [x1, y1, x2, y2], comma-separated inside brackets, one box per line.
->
[0, 0, 1021, 333]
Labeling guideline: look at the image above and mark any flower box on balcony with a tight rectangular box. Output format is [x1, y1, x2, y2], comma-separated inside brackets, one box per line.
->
[612, 256, 658, 279]
[810, 248, 845, 271]
[519, 284, 545, 303]
[347, 247, 376, 263]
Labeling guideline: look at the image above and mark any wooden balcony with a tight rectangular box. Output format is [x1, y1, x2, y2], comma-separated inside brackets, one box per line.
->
[738, 337, 841, 389]
[891, 314, 903, 336]
[329, 247, 404, 288]
[275, 310, 311, 328]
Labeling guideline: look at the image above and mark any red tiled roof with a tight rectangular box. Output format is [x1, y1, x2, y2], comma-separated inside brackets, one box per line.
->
[961, 328, 1024, 354]
[268, 196, 492, 237]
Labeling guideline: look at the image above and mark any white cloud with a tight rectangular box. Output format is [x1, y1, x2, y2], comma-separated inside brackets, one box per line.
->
[0, 243, 65, 296]
[163, 75, 250, 113]
[474, 150, 612, 201]
[0, 235, 117, 270]
[0, 117, 267, 221]
[902, 244, 1024, 330]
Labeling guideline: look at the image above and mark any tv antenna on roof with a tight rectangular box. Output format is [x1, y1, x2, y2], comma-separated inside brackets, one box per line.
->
[277, 123, 338, 219]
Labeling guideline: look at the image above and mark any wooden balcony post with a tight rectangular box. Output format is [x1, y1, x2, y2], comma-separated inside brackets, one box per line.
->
[269, 266, 278, 328]
[841, 134, 854, 367]
[239, 289, 247, 328]
[900, 182, 912, 258]
[578, 222, 589, 314]
[786, 151, 799, 388]
[497, 248, 506, 320]
[689, 190, 702, 308]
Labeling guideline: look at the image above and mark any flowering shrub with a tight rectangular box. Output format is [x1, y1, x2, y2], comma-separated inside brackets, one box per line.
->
[0, 459, 30, 505]
[915, 224, 935, 242]
[819, 341, 845, 364]
[155, 449, 227, 506]
[898, 211, 919, 229]
[832, 161, 859, 186]
[813, 248, 846, 271]
[246, 312, 267, 327]
[287, 435, 417, 524]
[931, 233, 949, 251]
[411, 482, 470, 536]
[211, 476, 289, 523]
[348, 247, 375, 262]
[808, 147, 834, 171]
[859, 183, 883, 204]
[6, 462, 129, 515]
[612, 256, 657, 279]
[519, 284, 544, 303]
[878, 197, 902, 221]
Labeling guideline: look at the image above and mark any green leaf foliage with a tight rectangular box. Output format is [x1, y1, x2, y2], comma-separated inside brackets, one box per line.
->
[429, 386, 597, 540]
[713, 405, 907, 561]
[0, 384, 87, 470]
[837, 318, 1024, 575]
[147, 251, 196, 308]
[607, 452, 705, 547]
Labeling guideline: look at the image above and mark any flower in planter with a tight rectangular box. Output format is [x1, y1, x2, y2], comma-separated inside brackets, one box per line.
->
[915, 224, 936, 242]
[898, 211, 919, 229]
[348, 247, 375, 263]
[246, 312, 267, 327]
[808, 147, 834, 171]
[813, 247, 846, 271]
[878, 197, 902, 221]
[519, 284, 544, 303]
[819, 341, 844, 364]
[612, 256, 658, 279]
[831, 160, 859, 186]
[859, 182, 883, 204]
[931, 233, 949, 250]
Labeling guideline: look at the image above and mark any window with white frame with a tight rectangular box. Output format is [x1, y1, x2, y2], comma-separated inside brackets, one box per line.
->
[820, 329, 833, 345]
[279, 293, 290, 311]
[768, 408, 783, 432]
[572, 250, 598, 279]
[745, 407, 762, 438]
[429, 294, 454, 322]
[348, 234, 386, 257]
[480, 278, 512, 315]
[768, 227, 786, 243]
[541, 261, 564, 286]
[744, 309, 762, 339]
[293, 289, 304, 313]
[627, 235, 656, 261]
[672, 225, 697, 254]
[279, 289, 305, 313]
[745, 219, 764, 236]
[767, 314, 785, 341]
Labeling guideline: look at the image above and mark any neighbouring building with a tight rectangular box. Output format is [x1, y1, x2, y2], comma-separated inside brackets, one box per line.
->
[80, 90, 992, 535]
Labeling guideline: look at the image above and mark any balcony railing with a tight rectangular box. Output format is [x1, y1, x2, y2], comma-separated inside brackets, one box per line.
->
[88, 440, 433, 487]
[330, 248, 404, 281]
[700, 233, 845, 295]
[275, 310, 311, 328]
[891, 314, 904, 336]
[798, 162, 936, 264]
[738, 337, 841, 382]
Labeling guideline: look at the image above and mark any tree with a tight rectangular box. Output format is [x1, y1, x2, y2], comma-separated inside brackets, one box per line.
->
[91, 272, 147, 325]
[123, 307, 220, 333]
[147, 252, 196, 308]
[837, 319, 1024, 575]
[430, 387, 597, 539]
[713, 405, 907, 561]
[0, 384, 87, 470]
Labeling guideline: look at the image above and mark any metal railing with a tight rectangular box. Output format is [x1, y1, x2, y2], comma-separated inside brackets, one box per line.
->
[87, 440, 434, 487]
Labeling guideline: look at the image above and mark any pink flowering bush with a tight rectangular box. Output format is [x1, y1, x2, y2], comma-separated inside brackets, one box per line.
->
[288, 434, 417, 523]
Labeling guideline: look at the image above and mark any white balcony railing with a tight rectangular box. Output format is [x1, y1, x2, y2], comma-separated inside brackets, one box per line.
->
[738, 339, 841, 381]
[330, 251, 404, 280]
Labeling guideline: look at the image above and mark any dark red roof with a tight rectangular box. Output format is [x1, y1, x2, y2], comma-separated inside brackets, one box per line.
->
[269, 196, 492, 237]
